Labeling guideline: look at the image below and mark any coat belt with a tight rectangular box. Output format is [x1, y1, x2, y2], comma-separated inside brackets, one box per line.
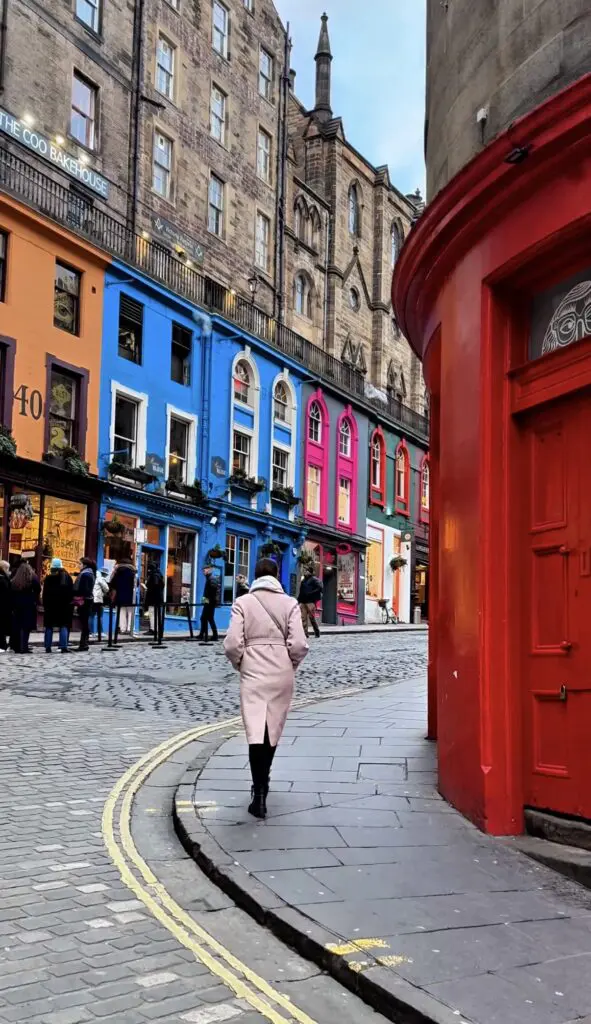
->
[244, 638, 287, 648]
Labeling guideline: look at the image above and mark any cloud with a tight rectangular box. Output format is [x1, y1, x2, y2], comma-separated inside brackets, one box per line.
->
[274, 0, 426, 194]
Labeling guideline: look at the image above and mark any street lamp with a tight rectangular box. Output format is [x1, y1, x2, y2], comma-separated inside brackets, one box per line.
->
[248, 271, 260, 304]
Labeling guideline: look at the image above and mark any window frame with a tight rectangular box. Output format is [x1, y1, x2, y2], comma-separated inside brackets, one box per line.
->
[259, 47, 274, 101]
[337, 475, 351, 526]
[339, 418, 352, 457]
[70, 71, 98, 151]
[348, 183, 360, 236]
[44, 354, 89, 458]
[208, 173, 225, 237]
[0, 336, 16, 430]
[256, 127, 272, 184]
[232, 428, 252, 476]
[110, 381, 148, 469]
[212, 0, 229, 58]
[152, 130, 174, 200]
[165, 405, 198, 486]
[210, 83, 227, 144]
[75, 0, 101, 34]
[306, 463, 321, 516]
[394, 440, 410, 516]
[118, 293, 143, 365]
[420, 454, 430, 523]
[171, 322, 192, 386]
[233, 359, 252, 406]
[224, 532, 251, 602]
[156, 34, 176, 101]
[308, 400, 322, 444]
[369, 427, 386, 507]
[0, 230, 8, 303]
[54, 260, 82, 336]
[272, 445, 289, 491]
[255, 211, 271, 271]
[273, 380, 290, 423]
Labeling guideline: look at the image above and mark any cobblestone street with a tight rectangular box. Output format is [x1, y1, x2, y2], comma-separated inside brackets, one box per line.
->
[0, 633, 427, 1024]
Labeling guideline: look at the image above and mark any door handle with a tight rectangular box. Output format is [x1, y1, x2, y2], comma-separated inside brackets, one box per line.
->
[560, 640, 573, 652]
[537, 686, 568, 702]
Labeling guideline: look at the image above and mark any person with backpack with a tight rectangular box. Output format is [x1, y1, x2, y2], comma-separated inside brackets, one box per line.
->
[297, 566, 323, 638]
[224, 558, 309, 819]
[42, 558, 74, 653]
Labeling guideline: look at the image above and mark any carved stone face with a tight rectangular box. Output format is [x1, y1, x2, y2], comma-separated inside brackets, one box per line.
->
[542, 280, 591, 354]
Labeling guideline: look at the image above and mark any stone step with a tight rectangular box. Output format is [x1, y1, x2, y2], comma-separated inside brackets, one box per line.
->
[525, 807, 591, 851]
[514, 834, 591, 890]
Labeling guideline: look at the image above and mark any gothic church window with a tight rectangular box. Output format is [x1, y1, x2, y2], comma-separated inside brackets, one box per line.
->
[348, 184, 360, 236]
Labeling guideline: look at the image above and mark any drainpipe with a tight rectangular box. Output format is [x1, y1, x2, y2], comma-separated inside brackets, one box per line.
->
[127, 0, 145, 236]
[194, 310, 213, 489]
[274, 24, 291, 323]
[0, 0, 8, 96]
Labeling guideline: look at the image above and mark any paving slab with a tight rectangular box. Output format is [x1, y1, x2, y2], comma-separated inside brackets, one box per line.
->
[176, 676, 591, 1024]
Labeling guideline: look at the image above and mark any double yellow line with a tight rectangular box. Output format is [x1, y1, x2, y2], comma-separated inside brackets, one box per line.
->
[102, 714, 322, 1024]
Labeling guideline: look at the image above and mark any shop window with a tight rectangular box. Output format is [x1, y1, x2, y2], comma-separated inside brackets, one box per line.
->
[273, 380, 289, 423]
[8, 491, 41, 569]
[339, 418, 352, 457]
[337, 551, 356, 606]
[308, 401, 322, 443]
[48, 368, 79, 451]
[42, 496, 87, 580]
[366, 537, 383, 599]
[171, 323, 192, 385]
[114, 394, 138, 466]
[166, 528, 195, 614]
[232, 430, 251, 475]
[168, 415, 189, 483]
[306, 464, 321, 515]
[144, 523, 161, 546]
[395, 441, 410, 515]
[224, 533, 250, 603]
[272, 447, 289, 490]
[338, 477, 351, 525]
[103, 510, 136, 564]
[118, 294, 143, 364]
[54, 261, 81, 335]
[233, 360, 251, 405]
[370, 427, 386, 506]
[420, 456, 430, 521]
[0, 231, 7, 302]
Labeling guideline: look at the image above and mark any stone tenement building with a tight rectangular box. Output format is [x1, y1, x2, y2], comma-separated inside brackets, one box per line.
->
[0, 0, 424, 407]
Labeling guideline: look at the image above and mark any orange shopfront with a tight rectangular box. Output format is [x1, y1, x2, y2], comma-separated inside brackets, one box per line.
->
[394, 77, 591, 835]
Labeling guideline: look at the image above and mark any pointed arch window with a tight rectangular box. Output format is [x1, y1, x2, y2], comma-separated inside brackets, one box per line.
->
[308, 400, 322, 443]
[348, 184, 360, 236]
[339, 418, 352, 457]
[273, 380, 290, 423]
[233, 359, 251, 406]
[395, 440, 410, 515]
[294, 273, 313, 318]
[391, 221, 403, 267]
[370, 427, 386, 506]
[420, 455, 430, 521]
[310, 208, 321, 251]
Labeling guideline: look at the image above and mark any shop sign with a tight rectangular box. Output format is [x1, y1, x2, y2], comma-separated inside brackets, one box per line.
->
[211, 456, 227, 478]
[151, 215, 204, 264]
[135, 528, 148, 544]
[0, 108, 110, 198]
[145, 453, 165, 478]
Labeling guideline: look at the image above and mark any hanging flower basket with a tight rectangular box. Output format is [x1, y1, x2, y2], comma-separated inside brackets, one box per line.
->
[207, 545, 225, 561]
[390, 555, 408, 572]
[102, 517, 126, 537]
[297, 550, 316, 570]
[260, 541, 282, 558]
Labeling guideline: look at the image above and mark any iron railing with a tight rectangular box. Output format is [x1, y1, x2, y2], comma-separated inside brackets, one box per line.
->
[0, 145, 429, 440]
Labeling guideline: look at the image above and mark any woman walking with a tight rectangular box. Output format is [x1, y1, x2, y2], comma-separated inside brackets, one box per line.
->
[42, 558, 73, 653]
[0, 560, 11, 652]
[224, 558, 309, 819]
[10, 560, 40, 654]
[73, 558, 96, 652]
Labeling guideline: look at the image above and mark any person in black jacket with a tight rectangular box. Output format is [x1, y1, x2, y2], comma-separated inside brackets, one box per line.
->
[198, 566, 219, 643]
[109, 557, 137, 636]
[42, 558, 73, 653]
[10, 560, 41, 653]
[235, 574, 250, 598]
[143, 562, 165, 635]
[73, 558, 96, 652]
[0, 560, 11, 652]
[297, 567, 323, 638]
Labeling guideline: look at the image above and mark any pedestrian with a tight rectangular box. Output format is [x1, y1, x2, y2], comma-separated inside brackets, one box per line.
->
[10, 560, 40, 654]
[198, 566, 219, 643]
[235, 574, 250, 598]
[143, 562, 165, 635]
[297, 565, 323, 638]
[73, 557, 96, 652]
[224, 558, 309, 819]
[90, 568, 110, 641]
[0, 560, 11, 652]
[109, 557, 136, 637]
[42, 558, 73, 653]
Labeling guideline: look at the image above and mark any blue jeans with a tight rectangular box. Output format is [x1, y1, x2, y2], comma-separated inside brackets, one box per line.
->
[45, 626, 68, 651]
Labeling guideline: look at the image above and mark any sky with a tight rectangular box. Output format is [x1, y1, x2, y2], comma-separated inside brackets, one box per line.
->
[273, 0, 427, 197]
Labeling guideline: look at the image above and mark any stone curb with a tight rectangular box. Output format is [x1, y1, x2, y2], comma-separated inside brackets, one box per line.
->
[173, 735, 467, 1024]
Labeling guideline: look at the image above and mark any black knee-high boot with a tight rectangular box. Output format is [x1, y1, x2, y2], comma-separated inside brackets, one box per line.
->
[264, 730, 277, 797]
[248, 743, 268, 819]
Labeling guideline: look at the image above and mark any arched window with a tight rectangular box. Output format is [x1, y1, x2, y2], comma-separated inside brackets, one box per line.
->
[273, 380, 289, 423]
[397, 372, 407, 404]
[308, 400, 322, 443]
[339, 418, 352, 457]
[348, 184, 360, 236]
[294, 273, 313, 318]
[233, 359, 251, 405]
[294, 197, 309, 244]
[310, 207, 321, 250]
[391, 221, 403, 267]
[420, 456, 430, 520]
[395, 441, 410, 515]
[369, 427, 386, 506]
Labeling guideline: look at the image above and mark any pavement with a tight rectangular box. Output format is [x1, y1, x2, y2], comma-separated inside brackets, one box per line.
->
[0, 632, 426, 1024]
[176, 678, 591, 1024]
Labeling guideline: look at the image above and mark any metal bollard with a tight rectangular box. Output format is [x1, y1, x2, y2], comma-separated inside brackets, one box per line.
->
[184, 602, 195, 640]
[150, 603, 167, 649]
[102, 603, 121, 652]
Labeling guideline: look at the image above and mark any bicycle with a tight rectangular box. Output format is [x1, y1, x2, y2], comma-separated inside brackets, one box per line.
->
[378, 599, 399, 625]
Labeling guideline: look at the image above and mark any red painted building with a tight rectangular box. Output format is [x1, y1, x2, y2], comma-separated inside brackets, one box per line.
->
[394, 5, 591, 835]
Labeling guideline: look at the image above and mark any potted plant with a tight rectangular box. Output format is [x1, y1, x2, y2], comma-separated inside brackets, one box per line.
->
[0, 426, 17, 458]
[43, 449, 66, 469]
[165, 477, 183, 494]
[62, 446, 90, 477]
[260, 540, 282, 558]
[207, 545, 225, 561]
[390, 555, 408, 572]
[228, 471, 267, 495]
[297, 550, 316, 571]
[108, 460, 157, 486]
[183, 479, 207, 505]
[271, 485, 301, 508]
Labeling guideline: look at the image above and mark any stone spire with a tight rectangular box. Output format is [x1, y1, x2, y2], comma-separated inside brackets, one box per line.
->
[314, 13, 333, 122]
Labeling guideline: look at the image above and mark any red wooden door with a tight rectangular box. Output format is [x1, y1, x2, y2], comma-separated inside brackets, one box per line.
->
[520, 393, 591, 819]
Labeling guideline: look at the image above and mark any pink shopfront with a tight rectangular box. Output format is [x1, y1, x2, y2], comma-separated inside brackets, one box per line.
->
[301, 388, 366, 625]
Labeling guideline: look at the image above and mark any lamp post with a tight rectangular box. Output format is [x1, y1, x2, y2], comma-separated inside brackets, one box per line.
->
[248, 271, 260, 305]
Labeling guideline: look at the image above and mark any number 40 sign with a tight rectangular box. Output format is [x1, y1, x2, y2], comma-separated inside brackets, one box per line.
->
[14, 385, 43, 420]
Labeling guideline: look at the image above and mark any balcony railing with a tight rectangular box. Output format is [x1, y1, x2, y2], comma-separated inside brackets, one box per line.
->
[0, 144, 428, 440]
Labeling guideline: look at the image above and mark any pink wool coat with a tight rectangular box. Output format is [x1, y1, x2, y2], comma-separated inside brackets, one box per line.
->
[223, 576, 309, 745]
